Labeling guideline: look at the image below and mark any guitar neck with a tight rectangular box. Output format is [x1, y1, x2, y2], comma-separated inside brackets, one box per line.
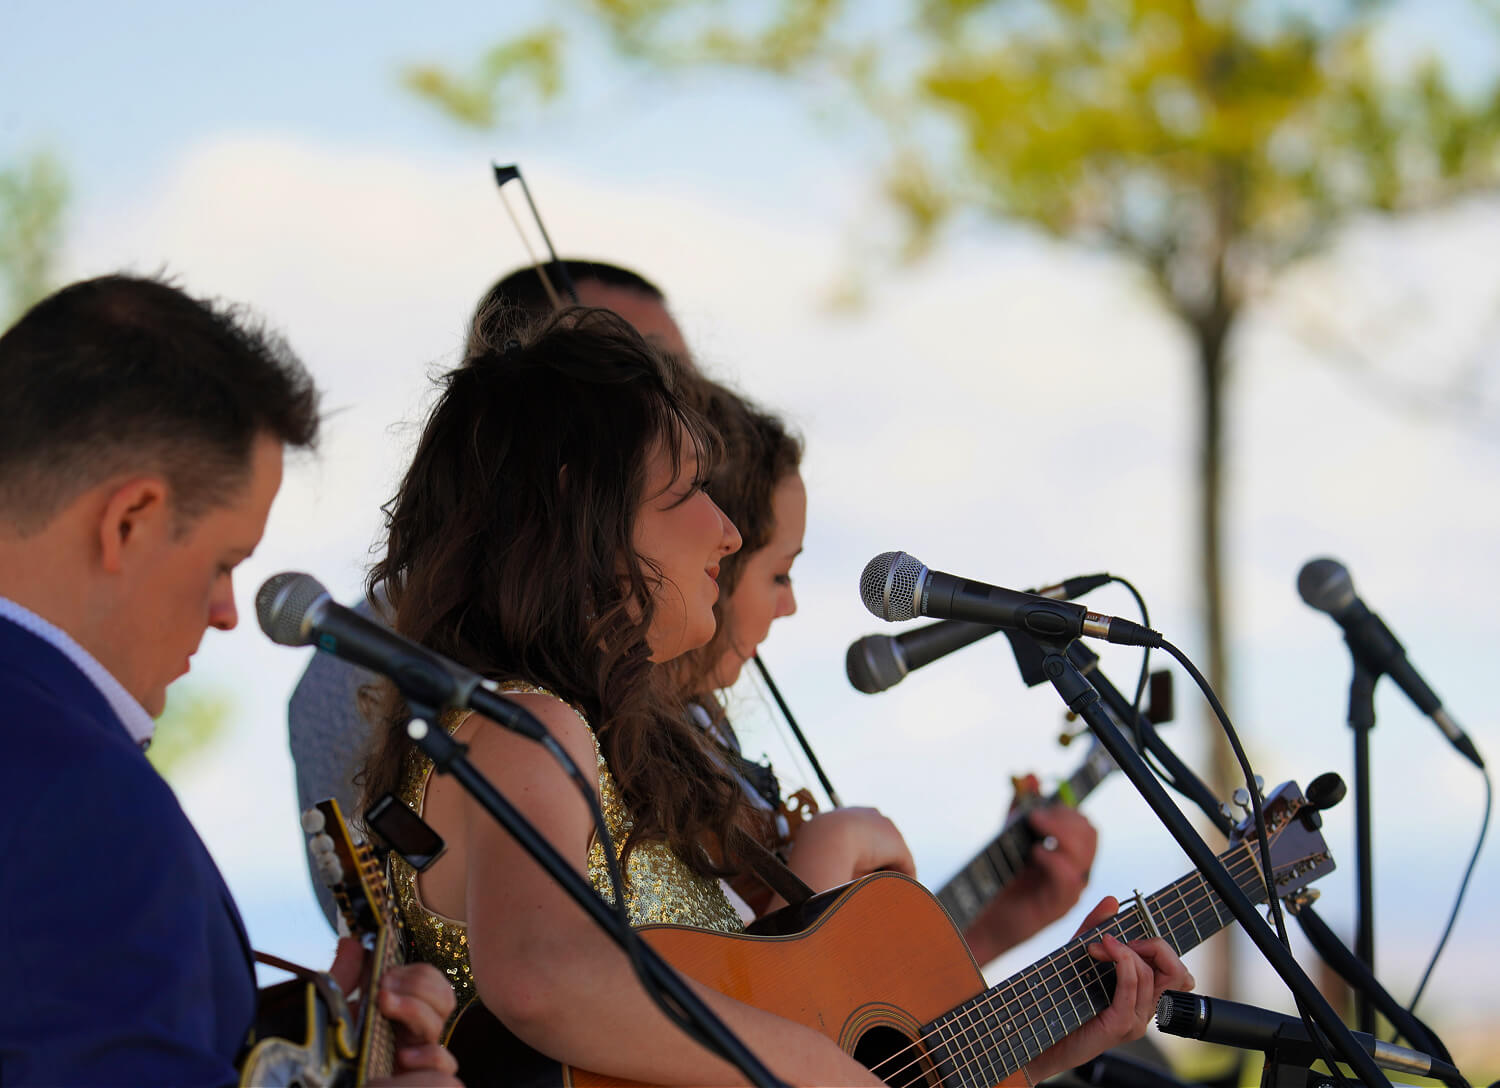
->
[934, 751, 1111, 933]
[358, 928, 405, 1080]
[924, 838, 1266, 1087]
[356, 853, 408, 1082]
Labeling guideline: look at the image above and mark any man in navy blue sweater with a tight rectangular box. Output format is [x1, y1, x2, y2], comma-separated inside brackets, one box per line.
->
[0, 275, 458, 1085]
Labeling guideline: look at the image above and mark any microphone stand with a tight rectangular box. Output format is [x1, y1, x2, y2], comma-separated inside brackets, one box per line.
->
[1015, 636, 1451, 1064]
[1346, 660, 1378, 1035]
[400, 699, 787, 1088]
[1028, 635, 1392, 1088]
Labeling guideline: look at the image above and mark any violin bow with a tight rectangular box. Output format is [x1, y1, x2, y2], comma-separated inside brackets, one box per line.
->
[492, 162, 579, 308]
[752, 655, 843, 808]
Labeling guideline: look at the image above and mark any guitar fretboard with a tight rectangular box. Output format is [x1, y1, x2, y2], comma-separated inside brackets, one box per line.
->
[918, 838, 1279, 1088]
[934, 753, 1112, 934]
[362, 848, 404, 1080]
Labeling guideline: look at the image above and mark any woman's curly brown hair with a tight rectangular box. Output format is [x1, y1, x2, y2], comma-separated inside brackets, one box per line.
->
[359, 306, 750, 874]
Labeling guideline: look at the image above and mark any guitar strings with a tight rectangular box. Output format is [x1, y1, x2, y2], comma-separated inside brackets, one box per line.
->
[368, 844, 406, 1076]
[862, 840, 1312, 1086]
[869, 844, 1276, 1086]
[873, 841, 1327, 1088]
[866, 849, 1262, 1087]
[335, 830, 407, 1078]
[868, 890, 1209, 1086]
[930, 910, 1168, 1088]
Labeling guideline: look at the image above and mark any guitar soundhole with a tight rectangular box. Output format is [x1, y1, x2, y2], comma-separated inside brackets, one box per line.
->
[853, 1025, 935, 1088]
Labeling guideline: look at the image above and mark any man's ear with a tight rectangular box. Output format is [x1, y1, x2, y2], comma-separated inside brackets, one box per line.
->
[96, 477, 171, 574]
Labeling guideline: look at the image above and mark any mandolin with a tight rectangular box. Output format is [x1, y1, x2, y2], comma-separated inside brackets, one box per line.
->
[237, 798, 404, 1086]
[447, 779, 1333, 1088]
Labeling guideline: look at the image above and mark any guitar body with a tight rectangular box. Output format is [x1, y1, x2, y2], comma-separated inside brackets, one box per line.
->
[447, 781, 1332, 1088]
[449, 872, 1026, 1088]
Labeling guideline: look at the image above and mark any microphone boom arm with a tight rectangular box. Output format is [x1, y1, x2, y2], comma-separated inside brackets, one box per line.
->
[1030, 634, 1393, 1088]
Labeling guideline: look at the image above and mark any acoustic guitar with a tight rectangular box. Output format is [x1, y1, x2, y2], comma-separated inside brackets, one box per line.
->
[237, 798, 404, 1086]
[448, 779, 1334, 1087]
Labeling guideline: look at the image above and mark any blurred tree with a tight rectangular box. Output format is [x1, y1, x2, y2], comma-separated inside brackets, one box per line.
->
[0, 151, 68, 326]
[146, 685, 232, 784]
[404, 0, 1500, 994]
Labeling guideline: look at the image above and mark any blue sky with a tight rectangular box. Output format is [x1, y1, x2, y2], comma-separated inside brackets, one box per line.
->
[6, 0, 1500, 1074]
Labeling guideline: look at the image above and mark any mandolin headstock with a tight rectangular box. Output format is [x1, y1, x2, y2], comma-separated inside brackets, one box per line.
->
[303, 798, 393, 943]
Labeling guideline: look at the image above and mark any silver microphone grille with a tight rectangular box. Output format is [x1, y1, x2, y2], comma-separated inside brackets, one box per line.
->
[256, 571, 330, 647]
[1154, 990, 1201, 1037]
[1296, 557, 1356, 616]
[859, 551, 927, 622]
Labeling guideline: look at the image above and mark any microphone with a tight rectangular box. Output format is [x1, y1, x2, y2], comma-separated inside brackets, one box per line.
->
[859, 552, 1160, 648]
[256, 572, 549, 744]
[1298, 557, 1483, 769]
[846, 573, 1113, 694]
[1155, 990, 1463, 1084]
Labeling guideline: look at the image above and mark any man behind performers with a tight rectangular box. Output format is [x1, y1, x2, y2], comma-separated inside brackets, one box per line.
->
[0, 275, 457, 1086]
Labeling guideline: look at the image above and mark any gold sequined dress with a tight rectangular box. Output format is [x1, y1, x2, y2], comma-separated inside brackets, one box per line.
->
[388, 681, 745, 1017]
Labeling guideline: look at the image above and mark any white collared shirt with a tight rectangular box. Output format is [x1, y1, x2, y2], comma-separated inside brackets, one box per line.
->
[0, 596, 156, 747]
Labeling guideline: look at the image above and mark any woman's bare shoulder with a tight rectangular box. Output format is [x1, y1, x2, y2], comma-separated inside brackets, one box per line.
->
[461, 686, 599, 782]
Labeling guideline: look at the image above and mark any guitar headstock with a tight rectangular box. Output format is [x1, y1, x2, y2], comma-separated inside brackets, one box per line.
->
[1226, 780, 1336, 906]
[303, 798, 393, 942]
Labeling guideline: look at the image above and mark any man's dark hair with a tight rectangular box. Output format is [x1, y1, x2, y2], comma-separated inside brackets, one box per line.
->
[0, 274, 320, 533]
[475, 259, 666, 323]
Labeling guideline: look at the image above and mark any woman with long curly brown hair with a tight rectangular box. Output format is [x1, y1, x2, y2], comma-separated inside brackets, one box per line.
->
[362, 306, 1189, 1086]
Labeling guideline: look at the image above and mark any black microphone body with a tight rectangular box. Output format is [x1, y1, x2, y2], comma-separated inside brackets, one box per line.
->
[846, 620, 993, 694]
[924, 569, 1094, 640]
[256, 573, 549, 743]
[307, 594, 477, 709]
[1298, 558, 1483, 769]
[1155, 991, 1463, 1084]
[860, 552, 1160, 648]
[847, 574, 1114, 694]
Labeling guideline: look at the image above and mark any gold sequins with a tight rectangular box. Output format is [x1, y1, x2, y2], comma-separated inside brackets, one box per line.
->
[388, 683, 744, 1022]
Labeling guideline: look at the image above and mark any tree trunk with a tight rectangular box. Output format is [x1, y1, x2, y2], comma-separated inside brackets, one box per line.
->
[1195, 306, 1239, 999]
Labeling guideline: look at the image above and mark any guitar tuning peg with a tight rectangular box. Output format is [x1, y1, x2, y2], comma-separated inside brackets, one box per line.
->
[1219, 802, 1235, 822]
[1253, 776, 1265, 796]
[1306, 772, 1347, 812]
[1231, 787, 1251, 811]
[300, 808, 326, 834]
[309, 833, 336, 858]
[316, 856, 344, 885]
